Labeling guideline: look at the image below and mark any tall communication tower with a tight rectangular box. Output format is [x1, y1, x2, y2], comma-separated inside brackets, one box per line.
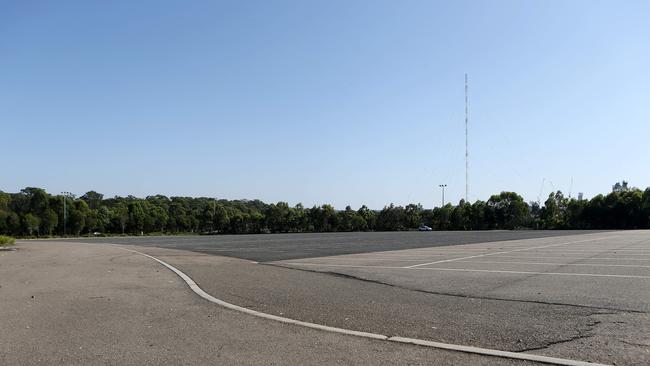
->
[465, 74, 469, 203]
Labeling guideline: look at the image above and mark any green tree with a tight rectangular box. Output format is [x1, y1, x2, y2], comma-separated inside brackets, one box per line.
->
[42, 209, 58, 236]
[357, 205, 376, 230]
[68, 200, 89, 236]
[404, 204, 423, 229]
[24, 213, 40, 236]
[128, 201, 146, 235]
[213, 203, 230, 233]
[541, 191, 568, 229]
[487, 192, 529, 229]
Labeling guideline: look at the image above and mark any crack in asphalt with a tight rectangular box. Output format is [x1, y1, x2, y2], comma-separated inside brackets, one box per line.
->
[618, 339, 650, 348]
[515, 333, 596, 352]
[265, 263, 648, 315]
[515, 318, 611, 352]
[260, 262, 635, 355]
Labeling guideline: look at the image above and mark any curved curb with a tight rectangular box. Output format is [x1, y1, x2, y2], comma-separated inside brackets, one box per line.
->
[113, 245, 611, 366]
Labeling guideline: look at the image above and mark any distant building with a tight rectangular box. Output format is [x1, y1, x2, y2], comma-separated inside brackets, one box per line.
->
[578, 192, 583, 201]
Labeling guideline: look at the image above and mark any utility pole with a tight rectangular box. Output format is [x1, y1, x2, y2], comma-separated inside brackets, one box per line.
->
[465, 73, 469, 203]
[438, 184, 447, 207]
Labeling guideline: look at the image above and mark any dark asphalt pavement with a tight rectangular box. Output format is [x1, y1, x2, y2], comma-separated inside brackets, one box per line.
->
[3, 242, 538, 366]
[41, 230, 609, 262]
[20, 230, 650, 365]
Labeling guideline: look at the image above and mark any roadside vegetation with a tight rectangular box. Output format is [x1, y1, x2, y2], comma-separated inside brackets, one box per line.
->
[0, 235, 15, 247]
[0, 182, 648, 238]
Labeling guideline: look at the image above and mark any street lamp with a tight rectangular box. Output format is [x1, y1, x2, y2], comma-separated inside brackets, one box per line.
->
[438, 184, 447, 207]
[61, 192, 72, 237]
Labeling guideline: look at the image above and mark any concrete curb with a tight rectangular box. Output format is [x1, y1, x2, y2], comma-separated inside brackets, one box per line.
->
[113, 245, 611, 366]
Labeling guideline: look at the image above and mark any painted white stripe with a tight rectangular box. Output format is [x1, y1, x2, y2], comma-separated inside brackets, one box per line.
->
[302, 256, 448, 262]
[389, 337, 609, 366]
[316, 252, 650, 263]
[319, 253, 650, 261]
[283, 262, 650, 279]
[513, 251, 650, 256]
[108, 245, 612, 366]
[454, 260, 650, 268]
[342, 253, 452, 258]
[406, 248, 650, 253]
[415, 267, 650, 279]
[493, 255, 650, 261]
[404, 236, 617, 269]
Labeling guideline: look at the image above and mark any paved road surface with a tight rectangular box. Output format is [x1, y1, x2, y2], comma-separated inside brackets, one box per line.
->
[12, 230, 650, 365]
[43, 230, 608, 262]
[0, 242, 534, 365]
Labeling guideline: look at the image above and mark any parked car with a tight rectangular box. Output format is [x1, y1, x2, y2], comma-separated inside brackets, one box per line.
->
[418, 225, 432, 231]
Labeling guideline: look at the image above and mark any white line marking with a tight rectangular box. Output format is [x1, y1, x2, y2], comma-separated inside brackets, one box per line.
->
[301, 256, 450, 262]
[492, 255, 650, 261]
[109, 245, 611, 366]
[407, 248, 650, 253]
[513, 251, 650, 256]
[284, 263, 403, 269]
[453, 260, 650, 268]
[414, 267, 650, 279]
[389, 337, 608, 366]
[312, 253, 650, 262]
[283, 262, 650, 279]
[342, 253, 452, 258]
[404, 236, 617, 269]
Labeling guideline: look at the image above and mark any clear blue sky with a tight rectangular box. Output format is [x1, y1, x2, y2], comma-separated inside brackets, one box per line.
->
[2, 1, 649, 209]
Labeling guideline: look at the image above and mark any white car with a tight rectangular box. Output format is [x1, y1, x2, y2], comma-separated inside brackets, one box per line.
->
[418, 225, 432, 231]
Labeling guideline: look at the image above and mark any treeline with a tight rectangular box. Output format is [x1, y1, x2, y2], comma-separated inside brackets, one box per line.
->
[0, 181, 648, 237]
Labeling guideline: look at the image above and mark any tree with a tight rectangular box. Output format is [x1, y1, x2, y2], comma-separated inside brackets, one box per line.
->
[338, 206, 366, 231]
[68, 200, 89, 236]
[450, 200, 471, 230]
[404, 204, 423, 229]
[487, 192, 529, 229]
[470, 200, 488, 230]
[357, 205, 376, 230]
[42, 209, 58, 236]
[81, 191, 104, 210]
[24, 213, 40, 236]
[376, 204, 406, 231]
[0, 184, 648, 237]
[111, 202, 129, 234]
[128, 201, 146, 235]
[612, 181, 630, 193]
[541, 191, 568, 229]
[213, 203, 230, 232]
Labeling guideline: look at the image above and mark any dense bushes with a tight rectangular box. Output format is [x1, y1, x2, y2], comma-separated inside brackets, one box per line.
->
[0, 235, 15, 246]
[0, 182, 648, 237]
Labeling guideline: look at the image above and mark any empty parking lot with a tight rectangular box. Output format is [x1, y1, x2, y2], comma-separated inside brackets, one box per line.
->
[32, 230, 650, 365]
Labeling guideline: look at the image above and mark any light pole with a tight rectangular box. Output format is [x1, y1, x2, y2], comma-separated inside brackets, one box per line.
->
[438, 184, 447, 207]
[61, 192, 71, 237]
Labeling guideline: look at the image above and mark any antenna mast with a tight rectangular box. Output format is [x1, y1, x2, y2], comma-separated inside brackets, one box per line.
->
[465, 74, 469, 202]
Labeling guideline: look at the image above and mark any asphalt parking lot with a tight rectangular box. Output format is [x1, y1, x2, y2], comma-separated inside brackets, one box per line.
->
[275, 231, 650, 312]
[45, 230, 608, 262]
[30, 230, 650, 365]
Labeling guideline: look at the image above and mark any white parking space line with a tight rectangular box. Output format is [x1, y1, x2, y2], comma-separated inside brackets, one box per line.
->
[403, 236, 617, 269]
[414, 267, 650, 279]
[517, 251, 650, 256]
[282, 262, 650, 279]
[453, 260, 650, 268]
[491, 255, 650, 261]
[342, 253, 451, 258]
[300, 257, 455, 262]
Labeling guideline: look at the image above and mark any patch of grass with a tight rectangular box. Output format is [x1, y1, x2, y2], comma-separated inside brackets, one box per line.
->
[0, 235, 16, 247]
